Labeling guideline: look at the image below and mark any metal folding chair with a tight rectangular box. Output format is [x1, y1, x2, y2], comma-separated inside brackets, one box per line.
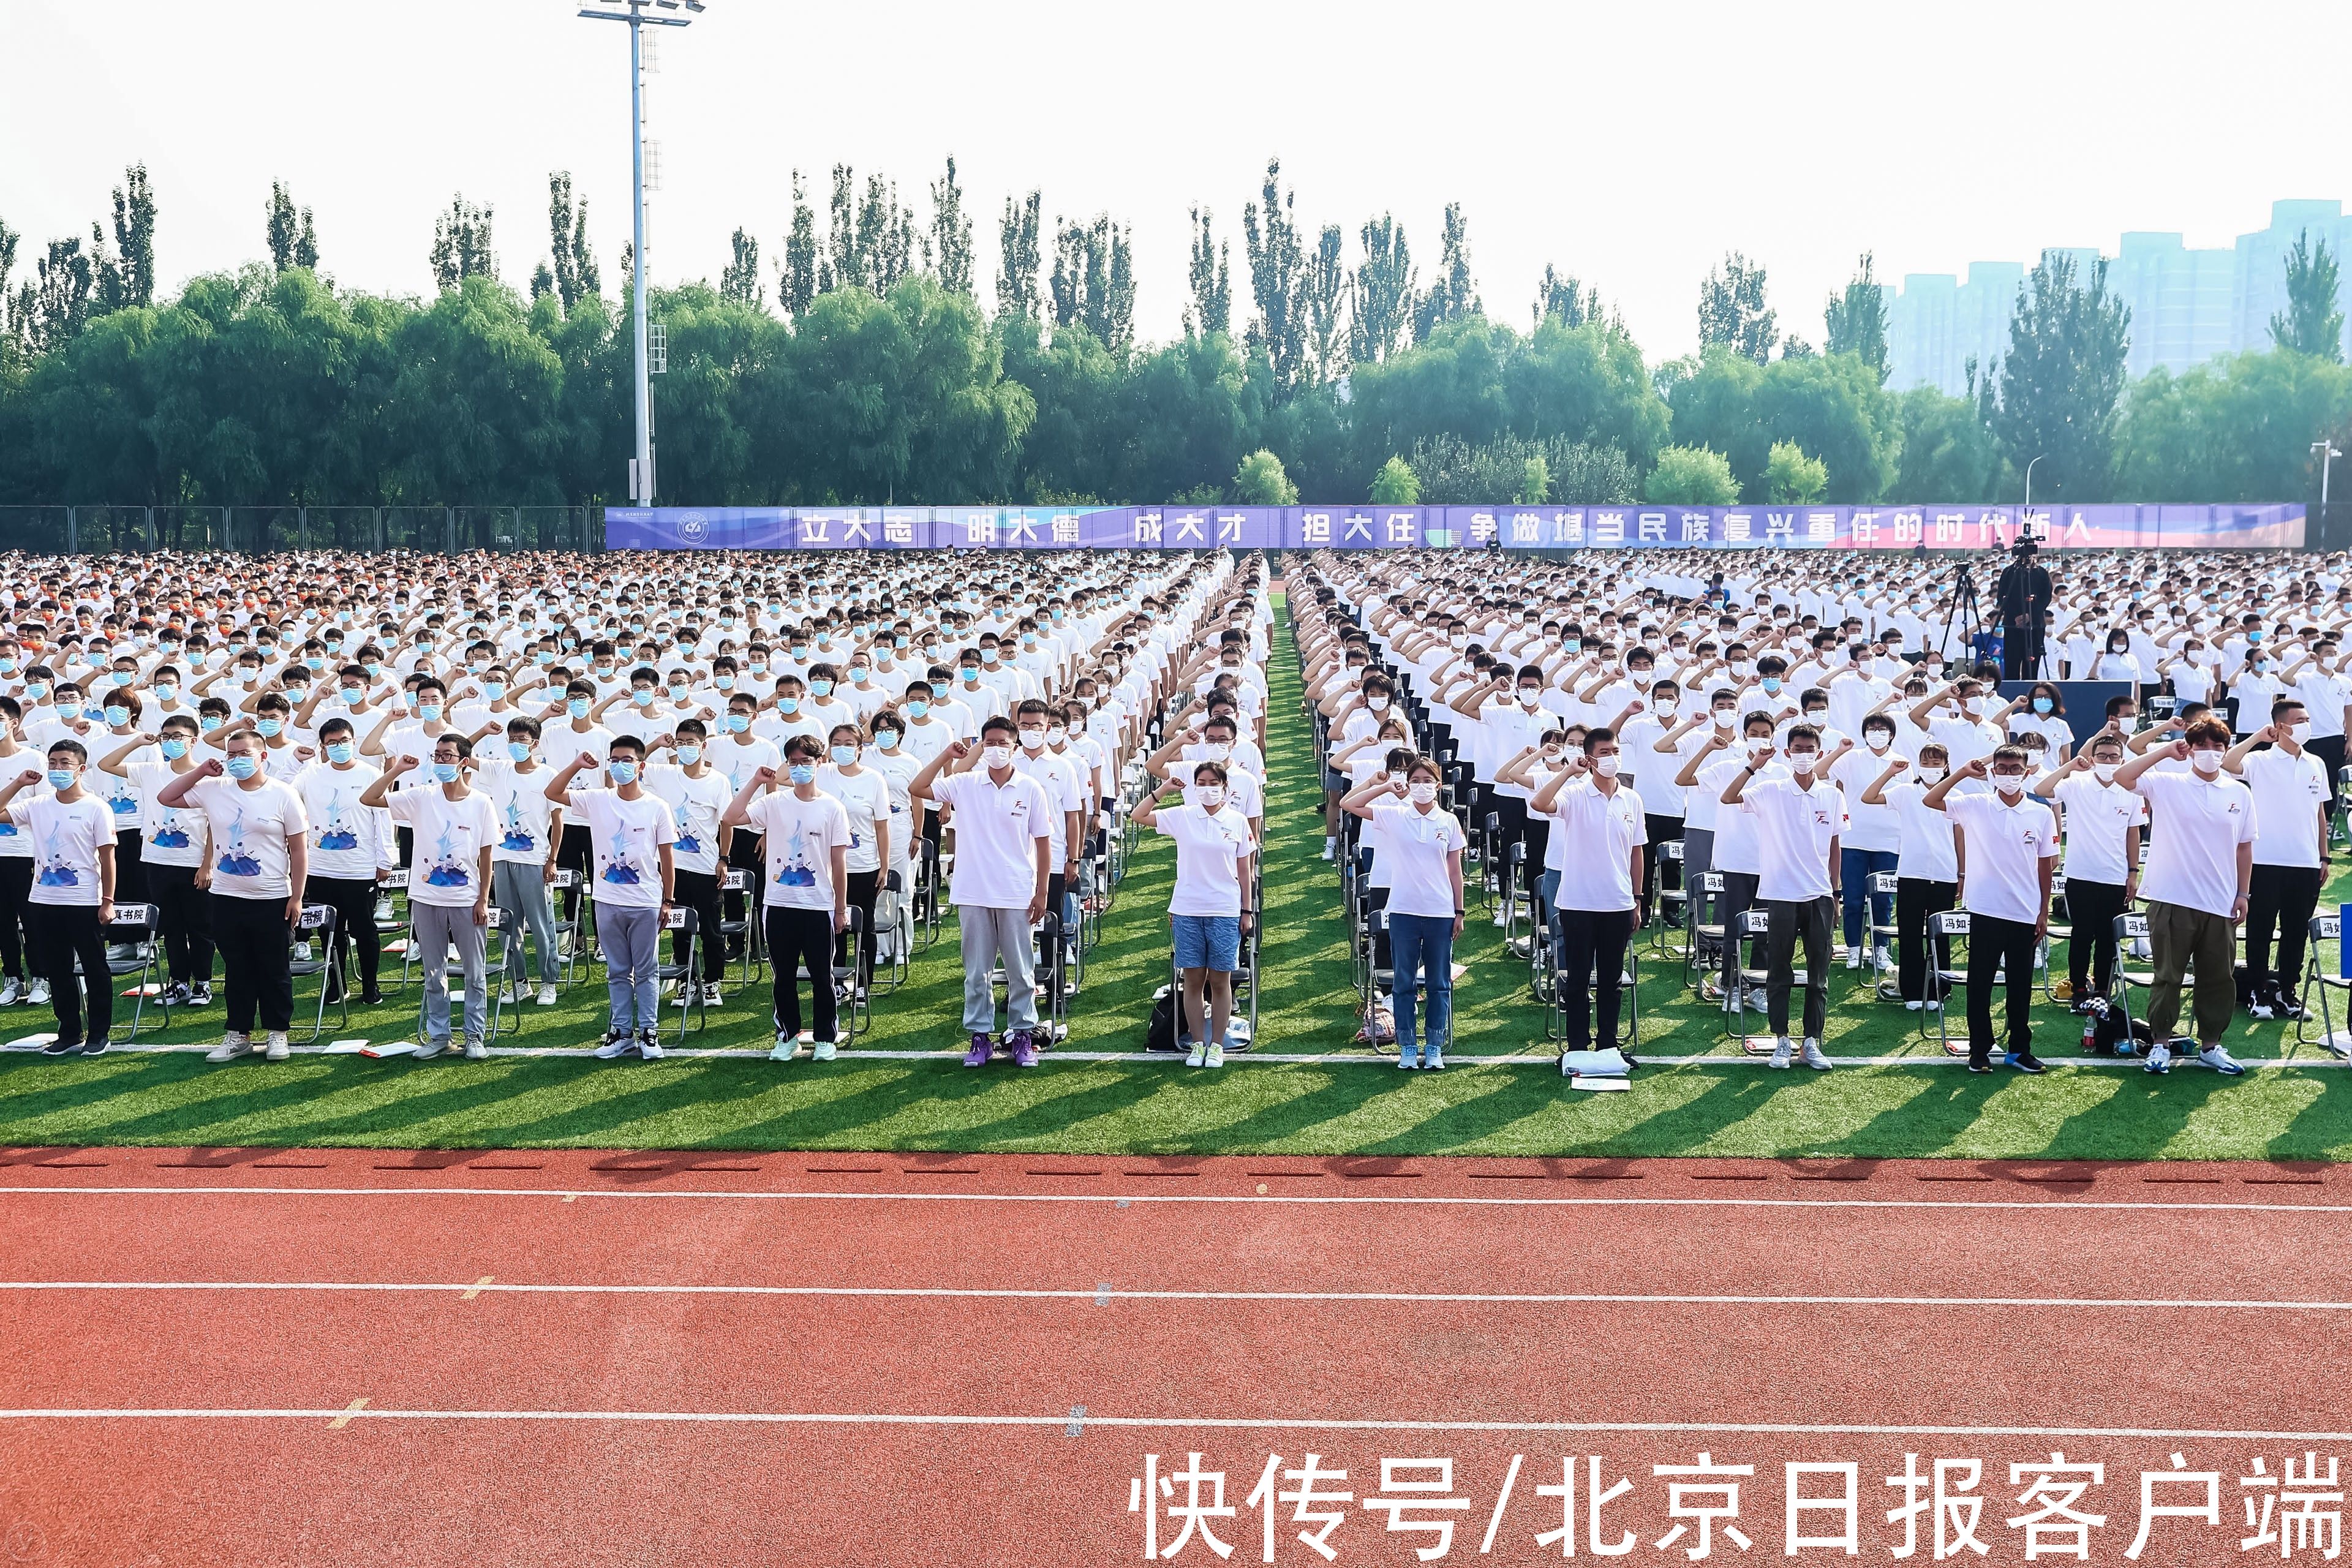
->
[2294, 914, 2352, 1058]
[2110, 911, 2158, 1033]
[289, 903, 347, 1044]
[719, 866, 761, 983]
[1651, 839, 1688, 957]
[97, 902, 167, 1041]
[1868, 870, 1903, 1001]
[1686, 871, 1726, 990]
[1926, 909, 1974, 1056]
[656, 905, 707, 1043]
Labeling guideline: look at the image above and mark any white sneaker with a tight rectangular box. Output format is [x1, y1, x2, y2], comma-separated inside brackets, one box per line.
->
[2144, 1041, 2173, 1074]
[1876, 949, 1895, 973]
[462, 1038, 488, 1060]
[639, 1036, 665, 1061]
[2198, 1044, 2246, 1077]
[812, 1038, 837, 1062]
[1924, 997, 1942, 1012]
[205, 1031, 255, 1063]
[1748, 987, 1770, 1011]
[28, 979, 50, 1005]
[1492, 908, 1509, 927]
[497, 984, 518, 1005]
[768, 1031, 798, 1063]
[536, 984, 559, 1006]
[1768, 1036, 1793, 1069]
[1801, 1038, 1833, 1070]
[1184, 1042, 1206, 1068]
[1321, 837, 1335, 861]
[263, 1032, 290, 1062]
[1905, 1000, 1924, 1011]
[1845, 952, 1861, 970]
[0, 978, 17, 1006]
[1205, 1042, 1225, 1068]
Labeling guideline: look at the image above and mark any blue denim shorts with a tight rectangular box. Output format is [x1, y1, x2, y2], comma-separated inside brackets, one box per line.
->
[1172, 913, 1241, 972]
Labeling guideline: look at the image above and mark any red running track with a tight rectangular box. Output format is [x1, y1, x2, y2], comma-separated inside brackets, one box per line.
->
[1, 1148, 2347, 1567]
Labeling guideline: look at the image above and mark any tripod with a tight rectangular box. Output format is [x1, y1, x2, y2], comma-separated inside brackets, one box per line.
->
[1939, 563, 1982, 664]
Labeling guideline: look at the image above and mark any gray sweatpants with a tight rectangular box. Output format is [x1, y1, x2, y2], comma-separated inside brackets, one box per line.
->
[959, 904, 1037, 1036]
[597, 903, 661, 1033]
[492, 859, 559, 984]
[413, 902, 488, 1045]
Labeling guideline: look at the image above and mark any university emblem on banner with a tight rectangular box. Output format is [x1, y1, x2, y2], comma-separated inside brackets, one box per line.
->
[674, 511, 709, 545]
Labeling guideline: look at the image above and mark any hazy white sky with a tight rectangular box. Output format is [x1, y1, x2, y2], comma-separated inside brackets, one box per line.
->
[6, 0, 2348, 361]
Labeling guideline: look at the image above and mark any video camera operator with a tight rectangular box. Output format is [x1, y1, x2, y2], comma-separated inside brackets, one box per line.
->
[1996, 538, 2054, 680]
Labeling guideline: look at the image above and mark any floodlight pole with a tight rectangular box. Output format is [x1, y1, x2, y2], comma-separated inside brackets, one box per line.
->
[579, 0, 696, 506]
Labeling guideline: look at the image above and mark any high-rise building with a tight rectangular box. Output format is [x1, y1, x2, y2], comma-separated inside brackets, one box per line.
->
[1881, 201, 2350, 396]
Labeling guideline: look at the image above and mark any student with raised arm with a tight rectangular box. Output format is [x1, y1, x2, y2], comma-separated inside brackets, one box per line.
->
[2034, 728, 2143, 1010]
[362, 733, 497, 1060]
[1863, 741, 1959, 1010]
[1130, 758, 1256, 1069]
[1720, 723, 1842, 1069]
[1529, 728, 1645, 1064]
[2225, 698, 2331, 1023]
[1341, 755, 1466, 1071]
[722, 736, 850, 1061]
[2112, 715, 2253, 1077]
[544, 735, 676, 1061]
[0, 741, 115, 1055]
[158, 728, 309, 1064]
[1923, 747, 2059, 1074]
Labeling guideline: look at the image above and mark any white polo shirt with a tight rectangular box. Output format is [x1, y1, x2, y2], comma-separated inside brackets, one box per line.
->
[1945, 791, 2059, 926]
[2051, 775, 2145, 887]
[2241, 745, 2329, 869]
[1155, 802, 1251, 918]
[1541, 779, 1646, 913]
[2133, 769, 2256, 919]
[930, 767, 1054, 909]
[1741, 775, 1842, 902]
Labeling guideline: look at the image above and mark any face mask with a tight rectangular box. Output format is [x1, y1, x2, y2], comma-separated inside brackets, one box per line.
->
[786, 763, 816, 786]
[1992, 772, 2026, 796]
[160, 736, 190, 761]
[1866, 732, 1891, 752]
[1745, 739, 1770, 762]
[23, 684, 47, 703]
[1408, 780, 1438, 805]
[725, 713, 750, 733]
[320, 741, 352, 765]
[1918, 767, 1947, 786]
[254, 718, 284, 739]
[2290, 722, 2313, 744]
[224, 755, 259, 780]
[1196, 785, 1226, 809]
[200, 715, 223, 734]
[607, 760, 639, 784]
[2031, 697, 2054, 715]
[154, 684, 178, 704]
[1594, 755, 1621, 778]
[809, 680, 834, 698]
[47, 769, 76, 791]
[1789, 750, 1819, 774]
[568, 698, 590, 718]
[630, 689, 657, 708]
[433, 761, 461, 784]
[875, 730, 901, 751]
[2190, 749, 2223, 776]
[960, 669, 981, 685]
[905, 701, 929, 720]
[982, 745, 1012, 769]
[1962, 697, 1985, 717]
[1366, 696, 1390, 713]
[777, 697, 801, 716]
[104, 705, 130, 727]
[1202, 742, 1231, 763]
[827, 744, 856, 767]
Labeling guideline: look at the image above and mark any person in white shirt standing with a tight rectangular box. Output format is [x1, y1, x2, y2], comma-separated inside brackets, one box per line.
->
[645, 718, 734, 1008]
[1529, 728, 1645, 1061]
[910, 716, 1055, 1068]
[545, 736, 677, 1061]
[1720, 723, 1842, 1068]
[2114, 715, 2255, 1076]
[723, 736, 851, 1061]
[0, 741, 116, 1054]
[2034, 729, 2143, 1009]
[158, 729, 310, 1063]
[1131, 759, 1256, 1068]
[818, 721, 892, 1002]
[476, 715, 564, 1006]
[1341, 755, 1467, 1071]
[2225, 698, 2331, 1023]
[364, 734, 497, 1059]
[1924, 747, 2059, 1073]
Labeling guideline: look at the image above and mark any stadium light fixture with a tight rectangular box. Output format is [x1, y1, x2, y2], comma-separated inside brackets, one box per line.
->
[577, 0, 701, 505]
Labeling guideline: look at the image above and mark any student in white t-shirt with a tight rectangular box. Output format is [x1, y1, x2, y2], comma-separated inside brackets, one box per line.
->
[364, 732, 498, 1059]
[2114, 716, 2255, 1076]
[157, 730, 311, 1063]
[474, 715, 563, 1005]
[724, 735, 851, 1061]
[0, 739, 117, 1053]
[1131, 759, 1256, 1069]
[910, 717, 1055, 1068]
[644, 717, 733, 1008]
[2225, 698, 2332, 1022]
[1528, 728, 1646, 1060]
[1719, 723, 1844, 1068]
[1924, 746, 2059, 1074]
[817, 721, 892, 1001]
[1340, 755, 1466, 1071]
[546, 735, 677, 1060]
[294, 715, 394, 1008]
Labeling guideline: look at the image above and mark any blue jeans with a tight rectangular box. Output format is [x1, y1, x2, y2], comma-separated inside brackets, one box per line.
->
[596, 904, 660, 1033]
[1536, 869, 1560, 933]
[1840, 847, 1898, 953]
[1388, 913, 1455, 1061]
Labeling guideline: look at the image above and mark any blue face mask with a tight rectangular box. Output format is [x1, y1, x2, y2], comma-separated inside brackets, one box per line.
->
[960, 668, 981, 685]
[200, 715, 224, 734]
[535, 652, 554, 666]
[568, 698, 590, 718]
[666, 685, 688, 702]
[788, 763, 816, 786]
[111, 669, 134, 686]
[304, 657, 325, 671]
[2033, 697, 2053, 714]
[161, 737, 190, 760]
[484, 684, 507, 702]
[725, 714, 750, 733]
[906, 700, 929, 719]
[830, 744, 857, 767]
[631, 689, 656, 707]
[418, 704, 443, 723]
[715, 676, 735, 690]
[255, 718, 284, 739]
[1761, 677, 1782, 695]
[47, 769, 75, 791]
[777, 697, 800, 715]
[606, 760, 638, 785]
[808, 680, 833, 697]
[24, 684, 47, 701]
[508, 740, 533, 763]
[326, 742, 354, 764]
[675, 744, 703, 766]
[224, 755, 258, 780]
[104, 706, 130, 726]
[433, 761, 461, 783]
[874, 730, 900, 750]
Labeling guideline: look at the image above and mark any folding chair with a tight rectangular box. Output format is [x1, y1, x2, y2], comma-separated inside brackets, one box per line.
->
[372, 880, 410, 997]
[97, 902, 167, 1041]
[289, 903, 347, 1044]
[549, 869, 589, 983]
[1868, 871, 1904, 1001]
[410, 907, 518, 1046]
[2039, 875, 2075, 1004]
[1651, 839, 1689, 957]
[1729, 907, 1777, 1045]
[1685, 871, 1726, 990]
[2293, 914, 2352, 1058]
[719, 866, 761, 984]
[1925, 909, 1975, 1056]
[872, 869, 913, 990]
[2109, 911, 2157, 1031]
[656, 905, 707, 1043]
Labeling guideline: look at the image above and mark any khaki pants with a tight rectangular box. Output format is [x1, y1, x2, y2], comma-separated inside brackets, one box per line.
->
[2146, 900, 2237, 1047]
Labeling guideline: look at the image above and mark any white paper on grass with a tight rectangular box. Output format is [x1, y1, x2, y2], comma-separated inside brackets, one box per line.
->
[1572, 1076, 1632, 1093]
[359, 1041, 418, 1058]
[7, 1033, 60, 1049]
[322, 1039, 375, 1054]
[1558, 1047, 1632, 1079]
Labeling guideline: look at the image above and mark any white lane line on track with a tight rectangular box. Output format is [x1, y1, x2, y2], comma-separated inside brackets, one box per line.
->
[2, 1409, 2348, 1442]
[3, 1281, 2349, 1311]
[0, 1186, 2343, 1213]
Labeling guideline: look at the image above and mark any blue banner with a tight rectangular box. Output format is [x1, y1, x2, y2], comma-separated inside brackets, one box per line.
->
[603, 503, 2305, 551]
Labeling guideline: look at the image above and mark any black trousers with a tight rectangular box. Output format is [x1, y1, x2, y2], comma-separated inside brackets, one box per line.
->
[1640, 812, 1682, 923]
[837, 867, 880, 987]
[724, 831, 764, 955]
[1490, 793, 1528, 862]
[209, 892, 293, 1033]
[1762, 894, 1835, 1039]
[1966, 911, 2040, 1057]
[1554, 906, 1634, 1051]
[2311, 734, 2348, 816]
[2062, 877, 2128, 997]
[672, 868, 726, 982]
[30, 904, 110, 1046]
[1896, 876, 1958, 1002]
[1717, 870, 1760, 991]
[557, 823, 594, 924]
[146, 862, 214, 987]
[1518, 818, 1550, 916]
[2246, 862, 2325, 996]
[0, 858, 28, 982]
[765, 905, 837, 1039]
[113, 829, 148, 906]
[307, 874, 380, 997]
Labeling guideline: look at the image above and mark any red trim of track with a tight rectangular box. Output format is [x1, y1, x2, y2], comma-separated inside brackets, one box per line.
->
[2, 1149, 2339, 1565]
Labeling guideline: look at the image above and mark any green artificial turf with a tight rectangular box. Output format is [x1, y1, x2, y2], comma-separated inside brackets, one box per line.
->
[2, 594, 2348, 1162]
